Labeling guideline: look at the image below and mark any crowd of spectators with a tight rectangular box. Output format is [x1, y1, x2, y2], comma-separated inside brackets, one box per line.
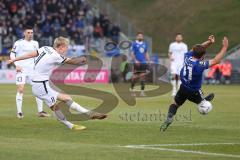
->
[0, 0, 121, 60]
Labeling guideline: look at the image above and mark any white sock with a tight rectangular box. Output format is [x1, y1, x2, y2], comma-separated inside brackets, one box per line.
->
[54, 109, 74, 129]
[68, 101, 89, 113]
[171, 80, 177, 94]
[36, 97, 43, 113]
[16, 92, 23, 113]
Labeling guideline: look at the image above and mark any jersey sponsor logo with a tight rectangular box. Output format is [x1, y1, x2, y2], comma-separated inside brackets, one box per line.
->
[139, 47, 145, 53]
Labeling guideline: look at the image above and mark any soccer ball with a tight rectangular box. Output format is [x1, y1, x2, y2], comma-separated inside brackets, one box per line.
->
[197, 100, 213, 115]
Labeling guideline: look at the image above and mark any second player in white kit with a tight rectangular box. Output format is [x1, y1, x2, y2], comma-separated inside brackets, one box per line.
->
[10, 26, 48, 118]
[168, 33, 188, 96]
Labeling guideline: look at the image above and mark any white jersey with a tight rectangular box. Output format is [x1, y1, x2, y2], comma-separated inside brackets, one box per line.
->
[169, 42, 188, 63]
[32, 46, 67, 81]
[11, 39, 39, 72]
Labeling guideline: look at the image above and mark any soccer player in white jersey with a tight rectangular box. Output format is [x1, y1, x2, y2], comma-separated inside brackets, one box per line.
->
[168, 33, 188, 96]
[10, 26, 49, 118]
[8, 37, 107, 130]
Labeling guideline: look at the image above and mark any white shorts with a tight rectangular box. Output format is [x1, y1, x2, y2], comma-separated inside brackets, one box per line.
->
[31, 80, 59, 107]
[16, 72, 31, 85]
[170, 62, 184, 75]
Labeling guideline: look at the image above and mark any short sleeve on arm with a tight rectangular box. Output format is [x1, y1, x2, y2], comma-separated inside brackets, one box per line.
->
[55, 54, 67, 64]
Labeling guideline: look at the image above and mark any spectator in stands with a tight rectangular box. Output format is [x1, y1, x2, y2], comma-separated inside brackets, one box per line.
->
[205, 68, 215, 84]
[83, 22, 94, 52]
[214, 64, 222, 84]
[93, 22, 104, 53]
[205, 64, 219, 84]
[110, 23, 121, 43]
[100, 14, 110, 37]
[59, 27, 68, 37]
[220, 60, 232, 84]
[93, 22, 103, 38]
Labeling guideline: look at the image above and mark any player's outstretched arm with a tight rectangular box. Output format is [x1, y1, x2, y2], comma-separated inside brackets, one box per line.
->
[8, 51, 38, 64]
[64, 56, 87, 66]
[209, 37, 228, 67]
[201, 35, 215, 49]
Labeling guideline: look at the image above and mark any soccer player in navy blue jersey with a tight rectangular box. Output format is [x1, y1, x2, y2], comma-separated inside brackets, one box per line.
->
[160, 36, 229, 131]
[131, 32, 150, 96]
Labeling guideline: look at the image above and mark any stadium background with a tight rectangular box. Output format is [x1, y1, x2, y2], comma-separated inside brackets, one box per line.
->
[0, 1, 240, 160]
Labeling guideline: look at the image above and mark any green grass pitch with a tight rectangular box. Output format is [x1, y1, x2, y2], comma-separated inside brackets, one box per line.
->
[0, 84, 239, 160]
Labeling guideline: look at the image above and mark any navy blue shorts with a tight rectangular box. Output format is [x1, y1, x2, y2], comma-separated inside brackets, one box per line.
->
[175, 85, 204, 106]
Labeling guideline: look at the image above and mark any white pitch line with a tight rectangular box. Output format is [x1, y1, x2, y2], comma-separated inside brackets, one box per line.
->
[125, 142, 239, 147]
[122, 143, 240, 159]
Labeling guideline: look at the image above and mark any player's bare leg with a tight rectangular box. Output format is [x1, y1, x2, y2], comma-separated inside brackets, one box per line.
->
[51, 104, 86, 131]
[16, 84, 24, 119]
[57, 93, 107, 120]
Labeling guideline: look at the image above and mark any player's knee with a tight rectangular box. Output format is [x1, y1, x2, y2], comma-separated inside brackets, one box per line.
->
[57, 93, 72, 103]
[173, 101, 181, 108]
[17, 85, 25, 93]
[62, 95, 72, 103]
[17, 88, 24, 94]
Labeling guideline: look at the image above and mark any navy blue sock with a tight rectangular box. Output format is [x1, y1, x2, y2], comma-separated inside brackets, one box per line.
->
[167, 104, 179, 121]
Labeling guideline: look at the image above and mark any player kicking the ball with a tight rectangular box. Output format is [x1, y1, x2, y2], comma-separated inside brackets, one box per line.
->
[10, 26, 48, 118]
[160, 35, 228, 131]
[9, 36, 107, 130]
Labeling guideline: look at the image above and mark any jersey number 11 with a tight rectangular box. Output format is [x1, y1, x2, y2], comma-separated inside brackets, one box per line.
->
[183, 65, 193, 81]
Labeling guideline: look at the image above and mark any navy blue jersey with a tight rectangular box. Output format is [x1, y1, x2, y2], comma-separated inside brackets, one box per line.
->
[180, 51, 209, 91]
[132, 40, 148, 63]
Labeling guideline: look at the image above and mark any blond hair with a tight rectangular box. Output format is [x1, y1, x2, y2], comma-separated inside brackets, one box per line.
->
[53, 36, 69, 48]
